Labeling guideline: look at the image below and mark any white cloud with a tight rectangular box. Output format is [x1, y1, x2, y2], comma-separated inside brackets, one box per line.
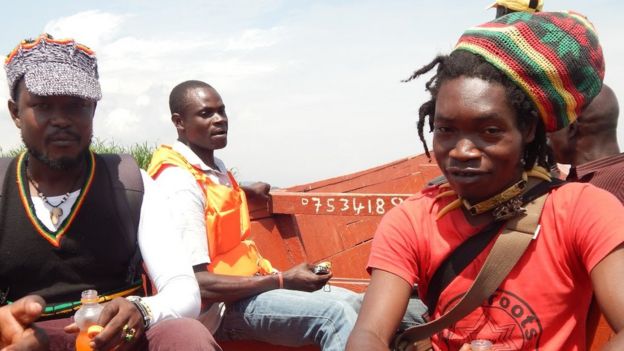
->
[43, 10, 129, 50]
[39, 11, 285, 145]
[0, 2, 619, 187]
[225, 27, 285, 51]
[199, 59, 277, 80]
[136, 95, 150, 107]
[101, 36, 215, 63]
[102, 108, 140, 135]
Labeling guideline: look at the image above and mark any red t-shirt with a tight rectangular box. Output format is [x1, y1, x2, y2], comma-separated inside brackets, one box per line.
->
[368, 182, 624, 350]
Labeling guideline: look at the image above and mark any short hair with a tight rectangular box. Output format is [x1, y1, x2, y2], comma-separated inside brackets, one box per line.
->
[169, 80, 214, 115]
[577, 84, 620, 135]
[404, 50, 554, 171]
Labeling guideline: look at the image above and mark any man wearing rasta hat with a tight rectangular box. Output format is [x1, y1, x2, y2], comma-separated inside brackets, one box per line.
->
[0, 34, 220, 350]
[348, 11, 624, 350]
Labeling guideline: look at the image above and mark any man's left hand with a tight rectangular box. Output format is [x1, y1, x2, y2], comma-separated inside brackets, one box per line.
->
[242, 182, 271, 201]
[282, 263, 332, 292]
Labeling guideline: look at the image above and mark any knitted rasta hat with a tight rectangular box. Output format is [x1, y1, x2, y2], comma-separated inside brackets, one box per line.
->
[455, 11, 604, 132]
[5, 33, 101, 101]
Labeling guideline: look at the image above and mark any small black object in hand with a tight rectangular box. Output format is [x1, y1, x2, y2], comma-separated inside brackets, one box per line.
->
[313, 265, 331, 275]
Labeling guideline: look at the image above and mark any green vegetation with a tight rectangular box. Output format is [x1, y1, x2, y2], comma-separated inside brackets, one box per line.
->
[90, 139, 156, 170]
[0, 139, 156, 170]
[0, 145, 24, 158]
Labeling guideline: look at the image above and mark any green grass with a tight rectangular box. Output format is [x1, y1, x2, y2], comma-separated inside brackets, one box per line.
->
[0, 139, 156, 170]
[0, 145, 25, 158]
[90, 139, 155, 169]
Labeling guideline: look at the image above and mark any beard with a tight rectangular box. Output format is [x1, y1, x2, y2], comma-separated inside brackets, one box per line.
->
[24, 136, 92, 171]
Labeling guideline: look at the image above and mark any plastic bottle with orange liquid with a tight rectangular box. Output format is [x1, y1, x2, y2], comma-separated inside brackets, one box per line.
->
[74, 289, 104, 351]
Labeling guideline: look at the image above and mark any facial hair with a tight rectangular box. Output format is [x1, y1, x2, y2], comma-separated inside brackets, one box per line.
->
[23, 135, 92, 171]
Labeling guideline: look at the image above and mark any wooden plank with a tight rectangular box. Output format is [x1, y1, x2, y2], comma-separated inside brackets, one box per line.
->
[587, 299, 615, 350]
[287, 154, 433, 192]
[341, 217, 380, 248]
[322, 241, 373, 293]
[248, 218, 292, 270]
[249, 215, 308, 271]
[294, 214, 347, 262]
[270, 192, 411, 216]
[353, 173, 426, 194]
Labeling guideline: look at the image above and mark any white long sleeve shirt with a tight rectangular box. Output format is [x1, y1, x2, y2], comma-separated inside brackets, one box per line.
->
[150, 141, 230, 333]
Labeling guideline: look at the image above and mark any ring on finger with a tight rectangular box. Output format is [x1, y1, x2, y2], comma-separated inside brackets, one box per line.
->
[122, 324, 137, 342]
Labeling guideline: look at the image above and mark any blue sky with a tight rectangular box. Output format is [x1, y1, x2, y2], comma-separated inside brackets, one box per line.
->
[0, 1, 621, 186]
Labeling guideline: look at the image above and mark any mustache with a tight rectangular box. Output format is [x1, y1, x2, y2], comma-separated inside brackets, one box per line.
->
[45, 130, 81, 142]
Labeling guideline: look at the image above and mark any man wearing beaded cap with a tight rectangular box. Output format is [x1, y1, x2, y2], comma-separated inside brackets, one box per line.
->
[0, 34, 221, 350]
[347, 11, 624, 350]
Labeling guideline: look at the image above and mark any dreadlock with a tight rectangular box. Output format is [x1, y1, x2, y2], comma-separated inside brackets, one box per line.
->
[404, 50, 554, 171]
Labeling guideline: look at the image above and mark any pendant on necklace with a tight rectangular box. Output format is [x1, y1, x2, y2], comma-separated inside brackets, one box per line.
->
[50, 207, 63, 226]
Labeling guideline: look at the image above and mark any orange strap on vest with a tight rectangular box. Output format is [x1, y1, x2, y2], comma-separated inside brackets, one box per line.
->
[148, 145, 275, 276]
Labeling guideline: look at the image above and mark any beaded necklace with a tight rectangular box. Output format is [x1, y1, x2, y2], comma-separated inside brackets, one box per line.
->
[25, 159, 84, 226]
[435, 166, 552, 221]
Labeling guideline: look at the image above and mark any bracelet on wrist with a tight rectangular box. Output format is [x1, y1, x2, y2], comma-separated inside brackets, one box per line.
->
[126, 296, 153, 329]
[272, 272, 284, 289]
[278, 272, 284, 289]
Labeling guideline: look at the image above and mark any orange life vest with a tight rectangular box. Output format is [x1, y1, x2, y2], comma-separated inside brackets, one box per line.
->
[148, 145, 275, 276]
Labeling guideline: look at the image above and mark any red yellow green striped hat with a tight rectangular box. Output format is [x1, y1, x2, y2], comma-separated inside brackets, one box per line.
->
[455, 11, 604, 132]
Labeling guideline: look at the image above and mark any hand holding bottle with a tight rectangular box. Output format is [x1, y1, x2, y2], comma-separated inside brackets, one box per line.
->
[87, 297, 147, 351]
[68, 291, 147, 351]
[74, 290, 104, 351]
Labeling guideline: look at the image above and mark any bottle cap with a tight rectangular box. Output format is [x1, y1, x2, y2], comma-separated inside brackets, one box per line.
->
[470, 339, 493, 350]
[80, 289, 99, 304]
[87, 325, 103, 339]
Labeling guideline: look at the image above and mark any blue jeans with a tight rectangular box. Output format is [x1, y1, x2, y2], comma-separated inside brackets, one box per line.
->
[214, 286, 427, 351]
[214, 286, 359, 351]
[400, 297, 428, 330]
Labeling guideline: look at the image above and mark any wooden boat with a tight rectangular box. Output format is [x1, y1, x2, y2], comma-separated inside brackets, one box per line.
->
[219, 153, 614, 350]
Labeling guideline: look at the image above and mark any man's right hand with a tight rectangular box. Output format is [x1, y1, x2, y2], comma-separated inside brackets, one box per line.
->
[0, 295, 48, 351]
[91, 297, 146, 351]
[282, 263, 332, 292]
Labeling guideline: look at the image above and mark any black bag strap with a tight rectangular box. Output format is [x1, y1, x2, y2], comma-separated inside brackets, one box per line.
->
[424, 222, 503, 314]
[0, 157, 12, 196]
[424, 178, 565, 313]
[394, 179, 566, 350]
[395, 180, 564, 350]
[99, 154, 145, 284]
[0, 157, 14, 230]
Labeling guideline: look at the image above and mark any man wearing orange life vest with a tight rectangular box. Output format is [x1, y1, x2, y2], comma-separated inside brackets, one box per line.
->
[148, 80, 362, 351]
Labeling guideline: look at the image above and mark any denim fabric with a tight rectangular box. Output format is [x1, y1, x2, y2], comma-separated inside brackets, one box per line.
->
[399, 297, 429, 331]
[214, 286, 428, 351]
[214, 286, 360, 351]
